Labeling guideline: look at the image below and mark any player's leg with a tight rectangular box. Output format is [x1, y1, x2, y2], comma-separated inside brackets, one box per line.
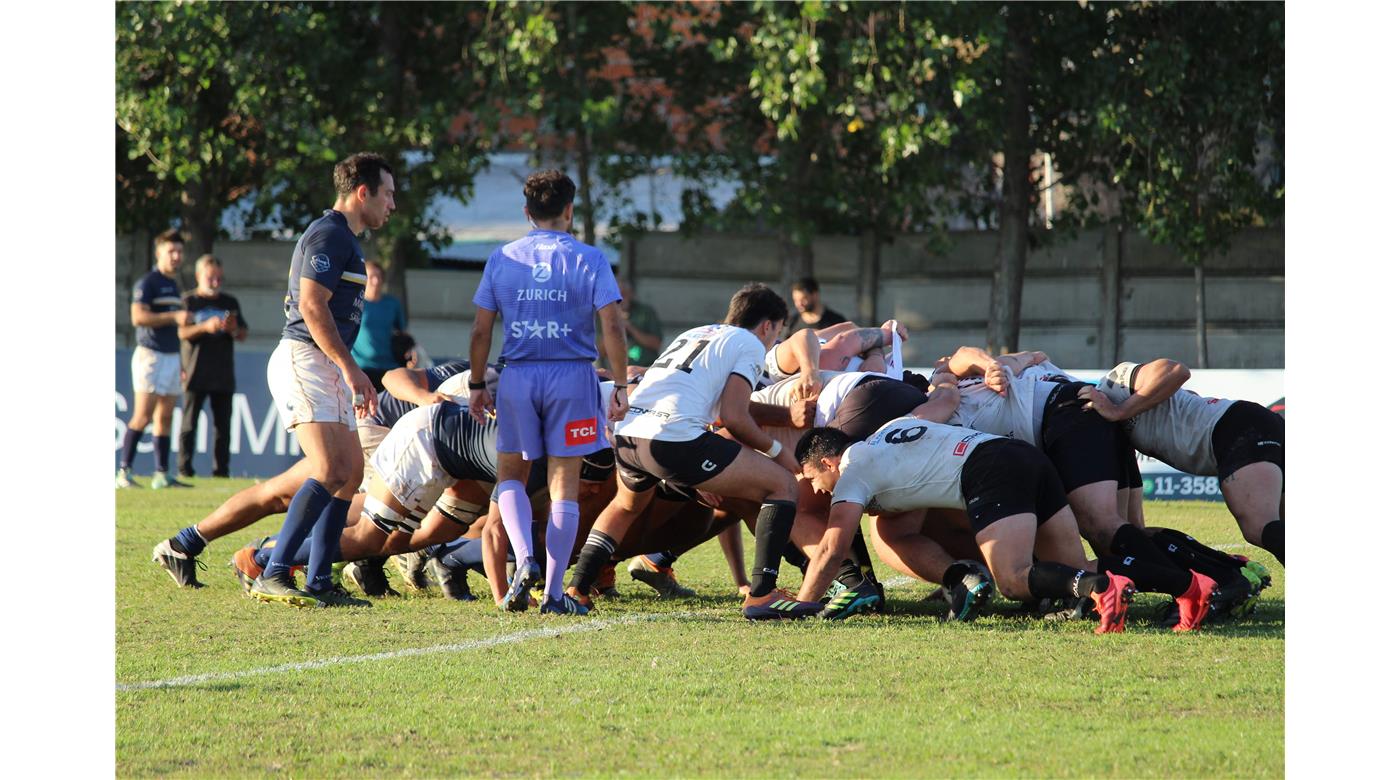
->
[118, 389, 156, 485]
[567, 467, 657, 603]
[146, 393, 183, 487]
[870, 510, 958, 586]
[177, 389, 204, 479]
[1022, 507, 1133, 634]
[692, 444, 800, 601]
[1221, 462, 1284, 564]
[717, 520, 750, 595]
[620, 485, 706, 599]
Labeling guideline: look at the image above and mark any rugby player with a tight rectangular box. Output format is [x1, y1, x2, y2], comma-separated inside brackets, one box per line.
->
[566, 283, 824, 620]
[795, 415, 1137, 634]
[118, 229, 192, 490]
[1081, 358, 1284, 565]
[936, 347, 1218, 630]
[467, 169, 629, 616]
[231, 401, 498, 604]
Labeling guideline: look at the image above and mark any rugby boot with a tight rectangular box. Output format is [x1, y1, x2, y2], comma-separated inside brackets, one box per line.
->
[307, 583, 372, 608]
[249, 570, 322, 608]
[502, 557, 542, 612]
[1206, 572, 1256, 622]
[540, 592, 591, 616]
[152, 538, 206, 589]
[230, 538, 266, 593]
[741, 588, 822, 621]
[427, 557, 476, 601]
[593, 563, 620, 598]
[944, 562, 994, 622]
[564, 586, 594, 611]
[628, 556, 697, 599]
[1173, 570, 1218, 632]
[394, 551, 431, 592]
[1091, 572, 1136, 634]
[343, 559, 400, 597]
[115, 468, 140, 489]
[1234, 556, 1272, 591]
[151, 472, 192, 489]
[818, 577, 883, 620]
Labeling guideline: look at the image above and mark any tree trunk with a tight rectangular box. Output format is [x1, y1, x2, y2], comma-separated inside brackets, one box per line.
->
[780, 236, 815, 291]
[856, 229, 880, 327]
[1098, 221, 1123, 366]
[988, 4, 1032, 355]
[389, 234, 415, 321]
[1194, 262, 1209, 368]
[567, 3, 595, 245]
[180, 178, 217, 275]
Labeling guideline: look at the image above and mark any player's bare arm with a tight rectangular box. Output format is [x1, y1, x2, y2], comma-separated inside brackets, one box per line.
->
[796, 500, 864, 601]
[597, 301, 631, 421]
[299, 277, 377, 418]
[718, 374, 798, 472]
[466, 307, 497, 423]
[131, 301, 190, 329]
[1080, 358, 1191, 422]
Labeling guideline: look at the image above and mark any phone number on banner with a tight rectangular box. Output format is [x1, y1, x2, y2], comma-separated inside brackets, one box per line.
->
[1142, 474, 1225, 502]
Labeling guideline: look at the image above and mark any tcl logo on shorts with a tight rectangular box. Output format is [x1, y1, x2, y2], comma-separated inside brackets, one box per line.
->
[564, 418, 598, 446]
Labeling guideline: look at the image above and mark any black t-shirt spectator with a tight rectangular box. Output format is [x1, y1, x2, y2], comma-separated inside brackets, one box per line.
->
[181, 292, 247, 392]
[784, 306, 847, 339]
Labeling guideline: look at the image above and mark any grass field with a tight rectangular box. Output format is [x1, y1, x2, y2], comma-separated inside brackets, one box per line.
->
[117, 480, 1283, 778]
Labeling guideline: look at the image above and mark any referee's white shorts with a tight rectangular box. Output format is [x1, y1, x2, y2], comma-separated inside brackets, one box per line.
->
[131, 346, 181, 396]
[368, 405, 451, 524]
[267, 339, 357, 432]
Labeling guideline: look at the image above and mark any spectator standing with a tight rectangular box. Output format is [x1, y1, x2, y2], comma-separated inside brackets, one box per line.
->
[784, 276, 848, 337]
[117, 229, 192, 490]
[177, 254, 248, 478]
[619, 279, 663, 366]
[350, 260, 406, 391]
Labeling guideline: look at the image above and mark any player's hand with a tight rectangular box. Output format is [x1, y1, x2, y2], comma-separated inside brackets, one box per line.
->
[881, 319, 910, 344]
[1078, 385, 1126, 421]
[607, 385, 629, 422]
[788, 397, 817, 428]
[795, 368, 823, 401]
[776, 449, 799, 474]
[420, 390, 457, 407]
[344, 364, 377, 420]
[984, 362, 1011, 395]
[736, 582, 751, 598]
[468, 387, 494, 424]
[696, 489, 724, 509]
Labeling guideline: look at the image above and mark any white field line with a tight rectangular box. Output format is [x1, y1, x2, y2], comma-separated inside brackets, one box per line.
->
[117, 611, 700, 692]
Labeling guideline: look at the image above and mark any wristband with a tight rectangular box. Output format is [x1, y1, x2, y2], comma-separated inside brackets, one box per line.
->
[467, 379, 486, 390]
[762, 439, 782, 459]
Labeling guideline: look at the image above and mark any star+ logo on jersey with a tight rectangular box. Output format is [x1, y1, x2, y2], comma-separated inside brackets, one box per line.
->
[564, 418, 598, 447]
[531, 263, 553, 283]
[509, 320, 574, 339]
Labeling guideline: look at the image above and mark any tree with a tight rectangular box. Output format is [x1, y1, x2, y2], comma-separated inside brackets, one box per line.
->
[1093, 1, 1284, 366]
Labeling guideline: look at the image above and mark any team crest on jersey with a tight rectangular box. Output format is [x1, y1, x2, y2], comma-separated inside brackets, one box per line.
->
[310, 254, 331, 273]
[564, 418, 597, 446]
[532, 263, 553, 283]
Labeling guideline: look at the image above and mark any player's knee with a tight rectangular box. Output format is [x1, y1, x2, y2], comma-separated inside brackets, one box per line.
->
[992, 563, 1033, 601]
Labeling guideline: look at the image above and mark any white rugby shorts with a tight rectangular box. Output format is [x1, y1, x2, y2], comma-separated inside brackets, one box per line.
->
[267, 339, 357, 432]
[356, 423, 390, 493]
[368, 408, 452, 523]
[132, 346, 181, 396]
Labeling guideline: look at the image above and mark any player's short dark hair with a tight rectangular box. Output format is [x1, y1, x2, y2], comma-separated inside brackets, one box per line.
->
[792, 276, 821, 294]
[334, 152, 394, 197]
[795, 426, 854, 468]
[724, 283, 788, 329]
[390, 330, 416, 367]
[523, 169, 577, 220]
[154, 228, 183, 249]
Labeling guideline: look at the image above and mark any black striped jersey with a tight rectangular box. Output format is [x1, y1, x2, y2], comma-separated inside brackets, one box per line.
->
[132, 269, 183, 353]
[429, 402, 499, 483]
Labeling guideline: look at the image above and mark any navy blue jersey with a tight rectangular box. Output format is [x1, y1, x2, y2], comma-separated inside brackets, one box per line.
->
[282, 210, 367, 348]
[132, 269, 183, 353]
[431, 403, 498, 483]
[367, 360, 471, 429]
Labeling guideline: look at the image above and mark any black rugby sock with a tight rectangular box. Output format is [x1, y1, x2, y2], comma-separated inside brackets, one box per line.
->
[154, 435, 171, 474]
[1098, 553, 1192, 597]
[781, 541, 809, 572]
[569, 530, 617, 593]
[850, 528, 876, 579]
[120, 428, 142, 470]
[1260, 521, 1284, 566]
[1145, 527, 1247, 586]
[941, 561, 971, 591]
[835, 560, 865, 590]
[750, 500, 797, 597]
[1108, 524, 1192, 594]
[1028, 562, 1108, 600]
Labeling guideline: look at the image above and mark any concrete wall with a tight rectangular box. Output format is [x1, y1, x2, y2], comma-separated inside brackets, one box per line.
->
[115, 226, 1282, 368]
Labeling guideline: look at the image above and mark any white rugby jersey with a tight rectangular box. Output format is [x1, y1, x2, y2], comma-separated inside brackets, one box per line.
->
[750, 370, 846, 406]
[830, 417, 995, 515]
[616, 324, 767, 442]
[814, 371, 885, 427]
[949, 361, 1075, 446]
[1097, 362, 1235, 475]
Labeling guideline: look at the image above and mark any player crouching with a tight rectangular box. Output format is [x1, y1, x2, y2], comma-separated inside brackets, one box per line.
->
[794, 419, 1137, 634]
